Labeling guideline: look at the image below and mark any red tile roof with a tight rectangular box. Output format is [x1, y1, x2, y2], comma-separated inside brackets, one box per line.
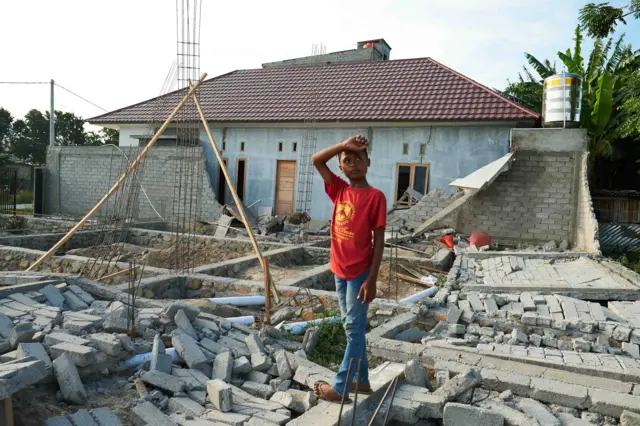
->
[88, 57, 539, 124]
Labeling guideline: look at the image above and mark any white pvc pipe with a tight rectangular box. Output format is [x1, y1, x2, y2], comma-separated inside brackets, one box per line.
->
[209, 296, 265, 306]
[123, 347, 179, 369]
[227, 316, 255, 325]
[281, 316, 341, 335]
[400, 286, 439, 304]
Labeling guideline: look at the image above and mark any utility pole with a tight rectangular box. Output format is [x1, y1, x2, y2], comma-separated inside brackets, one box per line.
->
[49, 79, 55, 146]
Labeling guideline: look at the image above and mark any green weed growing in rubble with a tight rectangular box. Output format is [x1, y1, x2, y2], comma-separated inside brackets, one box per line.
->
[305, 309, 346, 370]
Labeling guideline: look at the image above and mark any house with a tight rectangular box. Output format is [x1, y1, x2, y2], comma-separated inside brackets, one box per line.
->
[87, 39, 539, 221]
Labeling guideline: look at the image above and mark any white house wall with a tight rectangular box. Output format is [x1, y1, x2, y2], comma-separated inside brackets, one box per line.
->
[198, 125, 512, 221]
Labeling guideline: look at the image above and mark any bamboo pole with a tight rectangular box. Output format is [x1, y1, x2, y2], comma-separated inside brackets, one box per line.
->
[26, 73, 208, 272]
[264, 258, 271, 325]
[98, 267, 137, 281]
[192, 90, 281, 304]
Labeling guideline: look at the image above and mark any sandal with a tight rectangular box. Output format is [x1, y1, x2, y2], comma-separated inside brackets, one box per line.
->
[351, 382, 373, 394]
[314, 380, 352, 403]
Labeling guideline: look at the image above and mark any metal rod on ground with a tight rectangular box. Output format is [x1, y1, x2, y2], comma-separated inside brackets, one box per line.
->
[351, 357, 363, 426]
[337, 358, 353, 426]
[382, 375, 399, 425]
[25, 73, 208, 272]
[367, 376, 397, 426]
[264, 258, 271, 325]
[192, 88, 280, 304]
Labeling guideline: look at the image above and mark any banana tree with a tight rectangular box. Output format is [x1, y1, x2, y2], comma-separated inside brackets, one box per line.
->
[502, 54, 557, 113]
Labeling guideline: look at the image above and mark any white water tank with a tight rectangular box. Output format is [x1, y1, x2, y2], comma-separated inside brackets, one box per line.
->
[542, 73, 583, 128]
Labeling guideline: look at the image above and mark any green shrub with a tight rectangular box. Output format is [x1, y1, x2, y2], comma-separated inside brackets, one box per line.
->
[15, 190, 33, 204]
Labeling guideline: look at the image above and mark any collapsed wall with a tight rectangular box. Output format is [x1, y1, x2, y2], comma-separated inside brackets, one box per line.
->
[388, 189, 463, 231]
[44, 146, 223, 223]
[456, 129, 590, 247]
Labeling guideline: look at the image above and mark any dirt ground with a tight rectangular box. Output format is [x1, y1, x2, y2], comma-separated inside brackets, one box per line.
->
[236, 263, 319, 282]
[13, 374, 138, 426]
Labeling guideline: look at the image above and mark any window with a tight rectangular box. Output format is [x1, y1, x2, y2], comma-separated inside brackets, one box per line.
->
[419, 143, 426, 155]
[236, 159, 247, 202]
[217, 158, 228, 204]
[292, 142, 297, 152]
[395, 163, 429, 200]
[402, 143, 409, 155]
[240, 142, 245, 152]
[278, 142, 283, 152]
[222, 141, 226, 151]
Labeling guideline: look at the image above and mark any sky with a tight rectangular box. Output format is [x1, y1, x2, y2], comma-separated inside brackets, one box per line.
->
[0, 0, 638, 126]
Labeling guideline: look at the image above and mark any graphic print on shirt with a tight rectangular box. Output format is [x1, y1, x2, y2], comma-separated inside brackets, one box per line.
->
[333, 200, 356, 243]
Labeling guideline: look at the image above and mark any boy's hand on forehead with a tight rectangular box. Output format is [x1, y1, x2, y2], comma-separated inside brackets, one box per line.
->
[342, 135, 368, 153]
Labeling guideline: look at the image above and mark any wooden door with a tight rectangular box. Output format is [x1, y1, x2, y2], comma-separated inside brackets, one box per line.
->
[275, 160, 296, 215]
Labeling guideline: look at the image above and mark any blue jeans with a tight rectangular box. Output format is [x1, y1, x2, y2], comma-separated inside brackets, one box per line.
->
[332, 270, 370, 396]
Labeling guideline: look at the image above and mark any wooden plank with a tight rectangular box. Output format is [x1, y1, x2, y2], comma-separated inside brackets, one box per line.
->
[26, 74, 207, 271]
[194, 91, 280, 304]
[0, 397, 13, 426]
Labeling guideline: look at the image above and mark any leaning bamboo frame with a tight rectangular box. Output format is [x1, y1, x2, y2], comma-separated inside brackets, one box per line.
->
[192, 88, 280, 304]
[25, 73, 208, 272]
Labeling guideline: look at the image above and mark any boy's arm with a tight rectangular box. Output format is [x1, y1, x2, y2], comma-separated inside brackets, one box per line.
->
[312, 136, 368, 184]
[358, 228, 385, 304]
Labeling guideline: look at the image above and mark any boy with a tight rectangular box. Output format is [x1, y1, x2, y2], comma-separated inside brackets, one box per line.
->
[311, 135, 387, 402]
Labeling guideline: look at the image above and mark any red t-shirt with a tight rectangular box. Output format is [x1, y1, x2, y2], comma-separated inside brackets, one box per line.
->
[325, 173, 387, 279]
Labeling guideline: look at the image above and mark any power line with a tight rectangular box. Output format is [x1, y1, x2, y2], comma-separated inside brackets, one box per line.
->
[0, 81, 108, 112]
[54, 83, 108, 112]
[0, 81, 48, 84]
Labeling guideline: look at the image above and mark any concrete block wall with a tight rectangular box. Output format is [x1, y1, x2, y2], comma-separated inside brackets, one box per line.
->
[457, 152, 577, 242]
[262, 48, 379, 68]
[388, 189, 464, 230]
[574, 152, 600, 253]
[44, 146, 223, 223]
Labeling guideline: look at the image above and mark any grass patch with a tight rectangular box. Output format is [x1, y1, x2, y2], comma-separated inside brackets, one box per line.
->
[306, 310, 346, 370]
[605, 251, 640, 274]
[16, 190, 33, 204]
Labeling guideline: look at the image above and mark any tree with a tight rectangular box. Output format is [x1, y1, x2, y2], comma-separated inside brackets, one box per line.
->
[579, 1, 640, 38]
[619, 73, 640, 138]
[502, 55, 557, 113]
[0, 108, 12, 145]
[6, 109, 49, 165]
[54, 111, 88, 146]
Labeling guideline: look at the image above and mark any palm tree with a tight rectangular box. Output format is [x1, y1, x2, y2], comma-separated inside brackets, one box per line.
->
[502, 55, 557, 113]
[557, 26, 640, 170]
[505, 26, 640, 177]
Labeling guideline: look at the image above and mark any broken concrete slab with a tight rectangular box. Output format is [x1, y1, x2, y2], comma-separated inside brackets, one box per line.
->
[435, 368, 482, 402]
[140, 370, 186, 396]
[50, 343, 98, 368]
[212, 351, 233, 382]
[86, 333, 122, 357]
[53, 352, 87, 405]
[67, 285, 95, 306]
[175, 309, 198, 340]
[443, 402, 504, 426]
[131, 401, 178, 426]
[151, 334, 172, 374]
[102, 315, 129, 334]
[69, 409, 99, 426]
[302, 327, 320, 354]
[516, 398, 560, 426]
[530, 378, 589, 409]
[167, 396, 206, 417]
[404, 358, 431, 390]
[162, 302, 200, 322]
[275, 350, 293, 380]
[251, 352, 273, 371]
[207, 378, 233, 412]
[204, 410, 249, 425]
[91, 407, 124, 426]
[44, 417, 73, 426]
[621, 410, 640, 426]
[172, 333, 210, 376]
[233, 356, 253, 375]
[241, 381, 276, 399]
[44, 332, 90, 347]
[62, 291, 89, 311]
[42, 284, 65, 309]
[17, 342, 52, 372]
[246, 334, 267, 355]
[9, 323, 35, 349]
